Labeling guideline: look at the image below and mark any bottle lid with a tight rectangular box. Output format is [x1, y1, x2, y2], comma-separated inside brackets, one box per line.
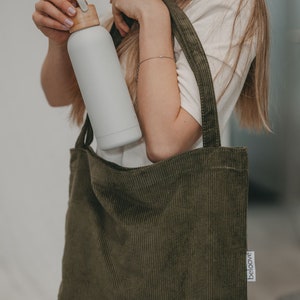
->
[70, 4, 100, 33]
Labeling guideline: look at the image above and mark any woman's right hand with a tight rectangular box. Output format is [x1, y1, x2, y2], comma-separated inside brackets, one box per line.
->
[32, 0, 78, 45]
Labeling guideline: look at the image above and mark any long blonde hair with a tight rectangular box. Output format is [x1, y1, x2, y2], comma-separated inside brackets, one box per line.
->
[70, 0, 270, 131]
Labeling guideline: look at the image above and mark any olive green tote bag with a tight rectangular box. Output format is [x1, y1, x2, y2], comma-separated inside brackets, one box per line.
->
[58, 1, 249, 299]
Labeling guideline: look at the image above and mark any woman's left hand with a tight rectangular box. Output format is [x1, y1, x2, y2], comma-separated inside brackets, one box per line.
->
[110, 0, 167, 36]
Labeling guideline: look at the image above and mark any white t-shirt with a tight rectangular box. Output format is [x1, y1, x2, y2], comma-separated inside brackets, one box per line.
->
[96, 0, 256, 167]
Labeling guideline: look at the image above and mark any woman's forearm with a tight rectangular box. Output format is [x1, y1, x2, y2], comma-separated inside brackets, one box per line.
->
[137, 6, 201, 161]
[41, 39, 80, 107]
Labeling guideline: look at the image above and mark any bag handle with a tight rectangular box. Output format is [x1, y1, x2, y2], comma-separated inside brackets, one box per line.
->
[75, 115, 93, 148]
[162, 0, 221, 147]
[76, 0, 221, 148]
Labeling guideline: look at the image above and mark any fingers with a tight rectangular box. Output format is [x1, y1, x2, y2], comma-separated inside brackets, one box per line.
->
[113, 12, 130, 36]
[46, 0, 77, 17]
[111, 4, 130, 37]
[33, 0, 76, 32]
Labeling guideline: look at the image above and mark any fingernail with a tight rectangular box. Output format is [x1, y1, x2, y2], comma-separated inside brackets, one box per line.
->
[61, 25, 70, 31]
[67, 6, 76, 16]
[64, 18, 74, 27]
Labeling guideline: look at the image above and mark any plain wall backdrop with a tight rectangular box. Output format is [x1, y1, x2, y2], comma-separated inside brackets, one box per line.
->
[1, 1, 299, 299]
[0, 1, 109, 299]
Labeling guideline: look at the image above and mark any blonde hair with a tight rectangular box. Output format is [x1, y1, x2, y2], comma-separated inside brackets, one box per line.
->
[70, 0, 270, 131]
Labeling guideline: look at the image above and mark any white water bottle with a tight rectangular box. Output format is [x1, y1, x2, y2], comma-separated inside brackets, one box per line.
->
[67, 1, 142, 150]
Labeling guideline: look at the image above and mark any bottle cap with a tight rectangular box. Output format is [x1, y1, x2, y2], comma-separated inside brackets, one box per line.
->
[70, 4, 100, 33]
[77, 0, 89, 12]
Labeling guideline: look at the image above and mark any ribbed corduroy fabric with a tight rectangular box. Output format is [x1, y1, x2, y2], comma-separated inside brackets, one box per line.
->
[58, 1, 249, 299]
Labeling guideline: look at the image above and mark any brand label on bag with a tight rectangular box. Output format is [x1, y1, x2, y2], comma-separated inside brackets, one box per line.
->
[246, 251, 256, 282]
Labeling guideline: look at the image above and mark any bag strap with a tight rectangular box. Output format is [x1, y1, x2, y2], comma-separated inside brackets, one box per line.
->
[76, 0, 221, 148]
[162, 0, 221, 147]
[75, 115, 93, 148]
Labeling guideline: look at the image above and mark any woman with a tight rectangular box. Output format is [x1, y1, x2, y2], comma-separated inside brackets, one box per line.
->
[33, 0, 270, 168]
[33, 0, 270, 298]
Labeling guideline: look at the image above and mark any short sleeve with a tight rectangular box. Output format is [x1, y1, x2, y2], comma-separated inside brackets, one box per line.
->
[174, 0, 256, 136]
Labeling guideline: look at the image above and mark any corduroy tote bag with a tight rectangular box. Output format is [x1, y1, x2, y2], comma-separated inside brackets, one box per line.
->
[58, 0, 249, 299]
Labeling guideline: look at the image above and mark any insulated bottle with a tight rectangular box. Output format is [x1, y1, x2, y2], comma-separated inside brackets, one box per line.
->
[67, 1, 142, 150]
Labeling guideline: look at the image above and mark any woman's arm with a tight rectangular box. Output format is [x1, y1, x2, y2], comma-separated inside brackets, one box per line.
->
[112, 0, 202, 162]
[137, 6, 202, 162]
[41, 40, 79, 107]
[33, 0, 81, 107]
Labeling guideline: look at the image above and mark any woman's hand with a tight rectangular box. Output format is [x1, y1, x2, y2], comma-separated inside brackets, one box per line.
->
[32, 0, 78, 44]
[111, 0, 168, 36]
[33, 0, 83, 108]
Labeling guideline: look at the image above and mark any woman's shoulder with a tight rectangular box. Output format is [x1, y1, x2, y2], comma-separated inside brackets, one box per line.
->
[182, 0, 256, 49]
[184, 0, 255, 23]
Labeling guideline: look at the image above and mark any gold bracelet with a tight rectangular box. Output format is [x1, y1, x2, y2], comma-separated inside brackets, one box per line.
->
[136, 55, 175, 82]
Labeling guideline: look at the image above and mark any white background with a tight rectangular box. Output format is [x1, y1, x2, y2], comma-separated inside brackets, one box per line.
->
[1, 0, 299, 299]
[0, 1, 109, 299]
